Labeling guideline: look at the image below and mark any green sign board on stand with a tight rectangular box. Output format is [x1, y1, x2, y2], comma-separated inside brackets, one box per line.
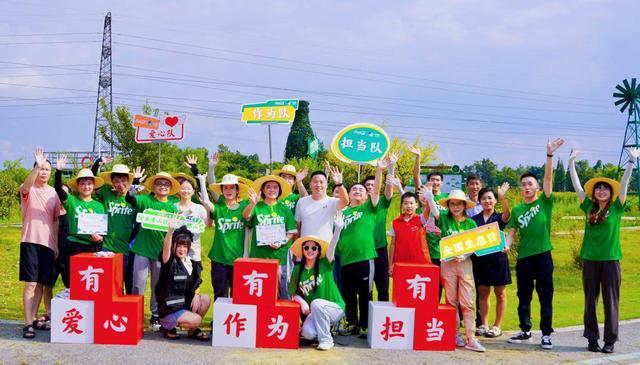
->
[330, 123, 390, 165]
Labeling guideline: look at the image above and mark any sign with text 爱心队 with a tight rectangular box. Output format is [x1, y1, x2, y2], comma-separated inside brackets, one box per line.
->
[241, 99, 299, 125]
[439, 222, 505, 261]
[134, 114, 185, 143]
[330, 123, 390, 165]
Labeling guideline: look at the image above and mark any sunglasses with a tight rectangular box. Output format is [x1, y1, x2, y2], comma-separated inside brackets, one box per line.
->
[302, 245, 319, 252]
[154, 181, 172, 187]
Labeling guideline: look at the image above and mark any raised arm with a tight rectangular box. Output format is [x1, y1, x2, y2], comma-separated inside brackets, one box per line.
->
[207, 152, 218, 186]
[409, 145, 422, 191]
[384, 153, 399, 200]
[422, 182, 440, 220]
[497, 182, 511, 223]
[568, 149, 586, 203]
[544, 138, 564, 198]
[329, 164, 349, 210]
[242, 188, 260, 220]
[196, 173, 214, 213]
[54, 155, 68, 203]
[91, 155, 112, 176]
[619, 148, 640, 204]
[371, 158, 386, 207]
[184, 154, 202, 193]
[22, 147, 48, 196]
[296, 167, 309, 197]
[326, 211, 344, 263]
[162, 219, 180, 264]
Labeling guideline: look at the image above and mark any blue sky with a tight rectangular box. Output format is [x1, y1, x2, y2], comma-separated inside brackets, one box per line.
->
[1, 0, 637, 168]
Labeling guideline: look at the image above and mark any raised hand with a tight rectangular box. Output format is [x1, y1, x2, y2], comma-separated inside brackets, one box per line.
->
[377, 157, 389, 170]
[388, 152, 399, 165]
[386, 174, 401, 188]
[628, 147, 640, 161]
[328, 165, 343, 185]
[101, 155, 113, 165]
[569, 149, 579, 162]
[547, 138, 565, 155]
[334, 210, 345, 229]
[133, 166, 146, 182]
[209, 152, 219, 167]
[497, 182, 510, 199]
[34, 147, 47, 168]
[408, 145, 421, 156]
[167, 217, 182, 232]
[56, 154, 67, 171]
[247, 188, 260, 205]
[184, 154, 198, 168]
[196, 172, 207, 182]
[296, 167, 308, 182]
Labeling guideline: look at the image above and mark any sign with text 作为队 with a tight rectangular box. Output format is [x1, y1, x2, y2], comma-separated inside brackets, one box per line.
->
[133, 114, 185, 143]
[330, 123, 390, 165]
[439, 222, 505, 261]
[241, 99, 299, 124]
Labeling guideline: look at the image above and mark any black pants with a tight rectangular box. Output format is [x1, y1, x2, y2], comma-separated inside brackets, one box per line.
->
[341, 260, 374, 329]
[432, 258, 443, 301]
[582, 260, 620, 343]
[60, 238, 102, 288]
[211, 261, 234, 300]
[374, 247, 389, 301]
[515, 251, 554, 335]
[123, 252, 135, 294]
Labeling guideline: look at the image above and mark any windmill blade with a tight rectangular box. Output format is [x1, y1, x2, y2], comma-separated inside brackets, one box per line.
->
[616, 84, 627, 93]
[613, 92, 626, 98]
[615, 98, 627, 106]
[623, 79, 631, 90]
[632, 78, 637, 91]
[619, 100, 630, 113]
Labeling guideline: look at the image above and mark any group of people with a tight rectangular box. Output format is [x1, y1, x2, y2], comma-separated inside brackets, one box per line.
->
[18, 140, 639, 354]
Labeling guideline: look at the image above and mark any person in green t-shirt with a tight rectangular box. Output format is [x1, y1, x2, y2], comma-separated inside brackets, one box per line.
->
[197, 173, 250, 300]
[568, 147, 639, 354]
[129, 171, 181, 331]
[243, 175, 297, 299]
[422, 186, 485, 353]
[289, 212, 345, 351]
[54, 156, 106, 298]
[273, 164, 309, 216]
[336, 158, 386, 338]
[505, 138, 564, 350]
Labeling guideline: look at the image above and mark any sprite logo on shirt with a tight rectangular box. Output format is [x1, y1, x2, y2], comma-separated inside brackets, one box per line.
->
[107, 201, 133, 216]
[518, 204, 541, 229]
[343, 210, 363, 228]
[217, 217, 244, 233]
[256, 213, 285, 225]
[299, 274, 324, 296]
[75, 206, 94, 215]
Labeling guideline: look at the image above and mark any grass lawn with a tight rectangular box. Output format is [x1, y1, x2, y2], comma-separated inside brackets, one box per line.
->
[1, 192, 639, 331]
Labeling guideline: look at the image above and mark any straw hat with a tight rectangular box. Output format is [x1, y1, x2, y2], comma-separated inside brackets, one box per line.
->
[171, 172, 197, 187]
[67, 168, 105, 191]
[252, 175, 292, 198]
[237, 177, 253, 186]
[209, 174, 250, 199]
[99, 164, 134, 185]
[272, 164, 297, 179]
[584, 177, 620, 201]
[144, 172, 180, 195]
[438, 189, 476, 209]
[291, 235, 330, 259]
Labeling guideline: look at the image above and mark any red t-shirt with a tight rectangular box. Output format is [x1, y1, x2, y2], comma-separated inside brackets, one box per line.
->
[391, 214, 431, 264]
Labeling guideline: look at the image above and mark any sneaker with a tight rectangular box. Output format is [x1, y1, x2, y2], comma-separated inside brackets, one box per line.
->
[358, 328, 368, 339]
[465, 338, 486, 352]
[601, 342, 615, 354]
[150, 315, 161, 332]
[475, 325, 488, 336]
[541, 335, 553, 350]
[317, 341, 334, 351]
[587, 340, 601, 352]
[338, 322, 358, 336]
[55, 288, 70, 300]
[456, 333, 466, 347]
[508, 331, 533, 344]
[486, 326, 503, 338]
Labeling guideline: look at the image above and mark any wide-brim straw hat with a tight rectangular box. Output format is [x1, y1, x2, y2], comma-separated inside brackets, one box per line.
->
[291, 235, 330, 259]
[67, 168, 105, 191]
[253, 175, 292, 198]
[273, 164, 297, 179]
[99, 164, 133, 185]
[145, 172, 181, 196]
[438, 189, 476, 209]
[209, 174, 250, 199]
[171, 172, 197, 187]
[584, 177, 620, 200]
[237, 177, 253, 186]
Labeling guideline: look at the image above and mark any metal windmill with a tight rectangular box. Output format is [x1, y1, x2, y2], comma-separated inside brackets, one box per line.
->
[613, 78, 640, 206]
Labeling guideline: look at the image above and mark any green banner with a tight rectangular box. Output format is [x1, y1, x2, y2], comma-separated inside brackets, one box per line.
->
[135, 209, 206, 234]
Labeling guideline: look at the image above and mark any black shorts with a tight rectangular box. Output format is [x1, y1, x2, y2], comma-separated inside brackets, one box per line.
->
[472, 251, 512, 287]
[19, 242, 57, 286]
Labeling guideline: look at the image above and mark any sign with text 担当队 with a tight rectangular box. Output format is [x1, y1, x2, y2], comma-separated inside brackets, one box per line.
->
[439, 222, 505, 261]
[134, 114, 185, 143]
[241, 99, 299, 125]
[330, 123, 390, 165]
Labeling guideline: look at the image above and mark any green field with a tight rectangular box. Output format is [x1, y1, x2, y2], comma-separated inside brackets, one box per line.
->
[2, 192, 639, 331]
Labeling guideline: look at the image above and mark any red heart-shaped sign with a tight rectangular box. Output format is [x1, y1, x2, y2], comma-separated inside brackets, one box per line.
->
[165, 116, 179, 127]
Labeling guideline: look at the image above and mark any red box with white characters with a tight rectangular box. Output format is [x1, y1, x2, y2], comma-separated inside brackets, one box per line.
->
[232, 258, 279, 307]
[212, 298, 258, 348]
[367, 302, 415, 350]
[70, 253, 124, 302]
[392, 263, 440, 310]
[51, 298, 94, 344]
[256, 300, 301, 349]
[413, 304, 457, 351]
[93, 295, 144, 345]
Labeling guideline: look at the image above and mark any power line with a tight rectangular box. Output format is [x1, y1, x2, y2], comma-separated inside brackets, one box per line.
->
[0, 32, 101, 37]
[0, 40, 100, 45]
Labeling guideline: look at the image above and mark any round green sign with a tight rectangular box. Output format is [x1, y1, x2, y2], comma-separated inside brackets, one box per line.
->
[331, 123, 390, 164]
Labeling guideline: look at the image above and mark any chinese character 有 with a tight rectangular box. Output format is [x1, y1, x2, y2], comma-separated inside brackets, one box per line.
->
[406, 274, 432, 300]
[79, 265, 104, 293]
[242, 270, 268, 297]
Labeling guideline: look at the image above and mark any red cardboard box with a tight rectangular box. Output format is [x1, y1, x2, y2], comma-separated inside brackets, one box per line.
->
[392, 263, 440, 310]
[256, 300, 300, 349]
[232, 258, 279, 307]
[413, 304, 456, 351]
[70, 253, 123, 302]
[93, 295, 144, 345]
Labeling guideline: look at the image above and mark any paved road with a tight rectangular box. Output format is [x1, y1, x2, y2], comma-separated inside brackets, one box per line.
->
[1, 319, 639, 364]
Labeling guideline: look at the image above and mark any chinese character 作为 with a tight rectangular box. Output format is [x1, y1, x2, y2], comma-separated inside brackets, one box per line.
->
[242, 270, 268, 297]
[380, 316, 405, 341]
[79, 265, 104, 293]
[61, 308, 84, 334]
[224, 312, 247, 338]
[406, 274, 432, 300]
[267, 315, 289, 340]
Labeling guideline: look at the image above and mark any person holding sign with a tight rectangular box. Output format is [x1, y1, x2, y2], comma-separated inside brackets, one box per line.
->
[506, 138, 564, 350]
[273, 164, 309, 215]
[470, 184, 511, 338]
[422, 186, 485, 352]
[568, 148, 639, 353]
[243, 175, 297, 299]
[54, 156, 106, 299]
[290, 212, 345, 351]
[156, 222, 211, 341]
[388, 191, 432, 274]
[129, 172, 181, 331]
[336, 158, 386, 338]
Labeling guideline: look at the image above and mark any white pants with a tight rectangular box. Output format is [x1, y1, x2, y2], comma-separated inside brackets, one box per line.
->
[132, 255, 161, 316]
[301, 299, 345, 345]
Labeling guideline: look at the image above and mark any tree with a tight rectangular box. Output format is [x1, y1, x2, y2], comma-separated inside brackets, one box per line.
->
[464, 158, 497, 187]
[214, 144, 269, 180]
[284, 100, 316, 160]
[553, 160, 566, 192]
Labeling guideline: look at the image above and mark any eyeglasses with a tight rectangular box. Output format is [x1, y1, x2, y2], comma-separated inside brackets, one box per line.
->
[154, 181, 172, 187]
[302, 245, 318, 252]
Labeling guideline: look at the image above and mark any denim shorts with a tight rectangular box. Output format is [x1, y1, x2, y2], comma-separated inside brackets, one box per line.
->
[160, 309, 188, 330]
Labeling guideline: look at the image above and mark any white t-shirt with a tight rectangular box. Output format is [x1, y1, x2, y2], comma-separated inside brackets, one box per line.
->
[174, 201, 208, 262]
[295, 195, 339, 242]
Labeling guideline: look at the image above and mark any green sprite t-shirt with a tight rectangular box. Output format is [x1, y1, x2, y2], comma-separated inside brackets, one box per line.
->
[436, 212, 477, 238]
[289, 258, 345, 311]
[337, 199, 378, 266]
[374, 195, 391, 249]
[279, 193, 299, 215]
[506, 193, 553, 259]
[580, 198, 625, 261]
[130, 194, 179, 260]
[63, 195, 106, 245]
[247, 201, 297, 265]
[209, 199, 249, 266]
[97, 187, 135, 254]
[426, 192, 449, 259]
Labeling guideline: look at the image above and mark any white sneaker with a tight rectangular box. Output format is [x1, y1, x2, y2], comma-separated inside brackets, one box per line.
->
[465, 338, 486, 352]
[317, 341, 334, 351]
[55, 288, 70, 300]
[541, 335, 553, 350]
[456, 333, 466, 347]
[475, 325, 488, 336]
